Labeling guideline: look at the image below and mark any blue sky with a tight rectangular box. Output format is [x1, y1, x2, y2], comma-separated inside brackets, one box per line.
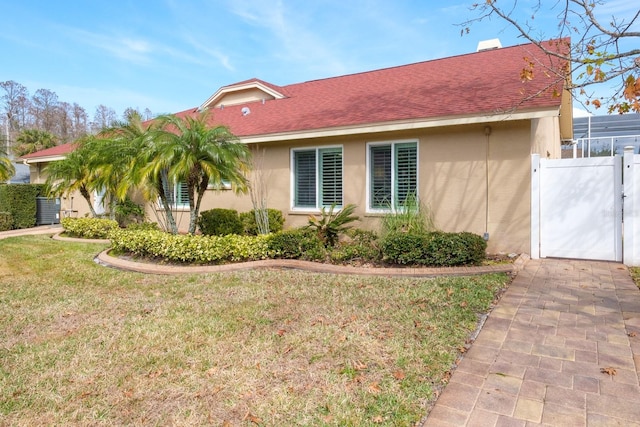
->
[0, 1, 637, 119]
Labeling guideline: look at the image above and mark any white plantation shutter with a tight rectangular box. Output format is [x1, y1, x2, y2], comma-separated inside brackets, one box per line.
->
[368, 141, 417, 210]
[320, 148, 342, 207]
[370, 145, 392, 209]
[176, 181, 189, 206]
[395, 143, 417, 205]
[293, 147, 343, 209]
[162, 178, 189, 208]
[294, 150, 317, 208]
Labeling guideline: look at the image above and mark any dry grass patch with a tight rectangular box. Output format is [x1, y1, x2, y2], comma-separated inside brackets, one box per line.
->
[631, 267, 640, 289]
[0, 236, 510, 426]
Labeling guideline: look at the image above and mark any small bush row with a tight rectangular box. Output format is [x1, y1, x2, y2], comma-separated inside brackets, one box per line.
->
[107, 227, 378, 265]
[381, 231, 486, 266]
[109, 228, 272, 264]
[62, 215, 486, 267]
[61, 217, 119, 239]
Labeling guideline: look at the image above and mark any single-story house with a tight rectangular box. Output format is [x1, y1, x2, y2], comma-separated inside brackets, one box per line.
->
[22, 39, 572, 254]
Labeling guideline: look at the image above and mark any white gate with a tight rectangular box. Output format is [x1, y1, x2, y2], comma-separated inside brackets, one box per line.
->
[531, 148, 639, 265]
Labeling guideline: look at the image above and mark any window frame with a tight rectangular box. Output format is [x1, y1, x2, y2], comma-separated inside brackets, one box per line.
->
[290, 145, 344, 211]
[366, 140, 418, 213]
[159, 180, 189, 210]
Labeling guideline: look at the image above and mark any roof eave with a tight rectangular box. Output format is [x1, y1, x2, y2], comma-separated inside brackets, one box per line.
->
[238, 107, 562, 144]
[22, 155, 68, 164]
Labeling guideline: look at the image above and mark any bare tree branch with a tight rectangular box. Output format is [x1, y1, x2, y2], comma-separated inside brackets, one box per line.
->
[462, 0, 640, 113]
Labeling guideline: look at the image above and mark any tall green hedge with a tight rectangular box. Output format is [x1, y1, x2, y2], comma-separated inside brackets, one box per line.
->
[0, 184, 46, 229]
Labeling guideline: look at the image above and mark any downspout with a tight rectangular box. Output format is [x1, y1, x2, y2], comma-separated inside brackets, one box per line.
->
[484, 126, 492, 241]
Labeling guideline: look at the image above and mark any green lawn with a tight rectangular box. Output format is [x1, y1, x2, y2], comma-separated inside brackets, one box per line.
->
[0, 236, 511, 426]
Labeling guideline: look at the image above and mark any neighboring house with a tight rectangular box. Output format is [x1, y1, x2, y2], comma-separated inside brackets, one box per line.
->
[20, 143, 79, 213]
[8, 163, 30, 183]
[21, 39, 572, 254]
[568, 114, 640, 157]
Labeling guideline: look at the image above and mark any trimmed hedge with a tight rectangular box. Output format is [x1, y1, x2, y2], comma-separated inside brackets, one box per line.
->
[61, 217, 119, 239]
[426, 231, 487, 267]
[380, 232, 431, 265]
[240, 208, 284, 235]
[198, 208, 243, 236]
[381, 231, 486, 267]
[109, 228, 271, 264]
[0, 184, 45, 229]
[0, 212, 12, 231]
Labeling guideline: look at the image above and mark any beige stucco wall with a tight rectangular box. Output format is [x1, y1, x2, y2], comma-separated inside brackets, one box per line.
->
[27, 163, 96, 218]
[164, 117, 561, 254]
[27, 114, 561, 254]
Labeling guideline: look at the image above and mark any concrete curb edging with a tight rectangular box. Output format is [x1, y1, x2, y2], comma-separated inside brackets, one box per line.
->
[95, 248, 527, 277]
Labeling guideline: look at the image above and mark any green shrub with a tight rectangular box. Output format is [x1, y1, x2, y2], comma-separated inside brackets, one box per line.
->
[267, 228, 326, 261]
[61, 217, 119, 239]
[380, 230, 486, 266]
[240, 208, 284, 235]
[0, 212, 12, 231]
[198, 208, 243, 236]
[307, 203, 359, 247]
[109, 228, 271, 264]
[125, 222, 160, 231]
[425, 231, 486, 266]
[0, 184, 45, 229]
[330, 229, 381, 263]
[114, 197, 145, 227]
[380, 232, 431, 265]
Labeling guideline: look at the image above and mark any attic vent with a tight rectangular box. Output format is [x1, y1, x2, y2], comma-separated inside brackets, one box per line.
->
[241, 106, 251, 116]
[476, 38, 502, 52]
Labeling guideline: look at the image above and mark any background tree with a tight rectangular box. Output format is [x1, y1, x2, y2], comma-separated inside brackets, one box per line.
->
[0, 80, 29, 133]
[13, 129, 58, 157]
[0, 147, 15, 182]
[1, 80, 149, 148]
[464, 0, 640, 113]
[92, 105, 117, 133]
[150, 112, 251, 234]
[31, 88, 59, 132]
[71, 103, 89, 140]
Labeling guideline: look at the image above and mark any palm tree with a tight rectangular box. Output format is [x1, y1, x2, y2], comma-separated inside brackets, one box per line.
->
[44, 138, 98, 217]
[13, 129, 58, 157]
[0, 148, 15, 182]
[150, 112, 251, 234]
[100, 111, 180, 233]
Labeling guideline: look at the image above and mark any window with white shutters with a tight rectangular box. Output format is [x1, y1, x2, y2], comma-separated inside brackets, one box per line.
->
[292, 147, 343, 209]
[368, 141, 417, 211]
[163, 179, 189, 209]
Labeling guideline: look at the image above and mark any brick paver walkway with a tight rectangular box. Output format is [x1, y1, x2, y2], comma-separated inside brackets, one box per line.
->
[424, 258, 640, 426]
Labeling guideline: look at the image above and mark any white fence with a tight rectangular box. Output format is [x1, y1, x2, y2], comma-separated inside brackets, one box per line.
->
[532, 147, 639, 266]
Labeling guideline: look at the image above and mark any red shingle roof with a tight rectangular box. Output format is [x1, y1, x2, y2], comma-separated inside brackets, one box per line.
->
[20, 142, 77, 160]
[187, 39, 569, 138]
[23, 39, 568, 160]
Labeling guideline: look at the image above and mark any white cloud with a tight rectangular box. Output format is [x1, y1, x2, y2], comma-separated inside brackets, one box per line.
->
[179, 35, 235, 72]
[57, 26, 154, 65]
[227, 0, 349, 76]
